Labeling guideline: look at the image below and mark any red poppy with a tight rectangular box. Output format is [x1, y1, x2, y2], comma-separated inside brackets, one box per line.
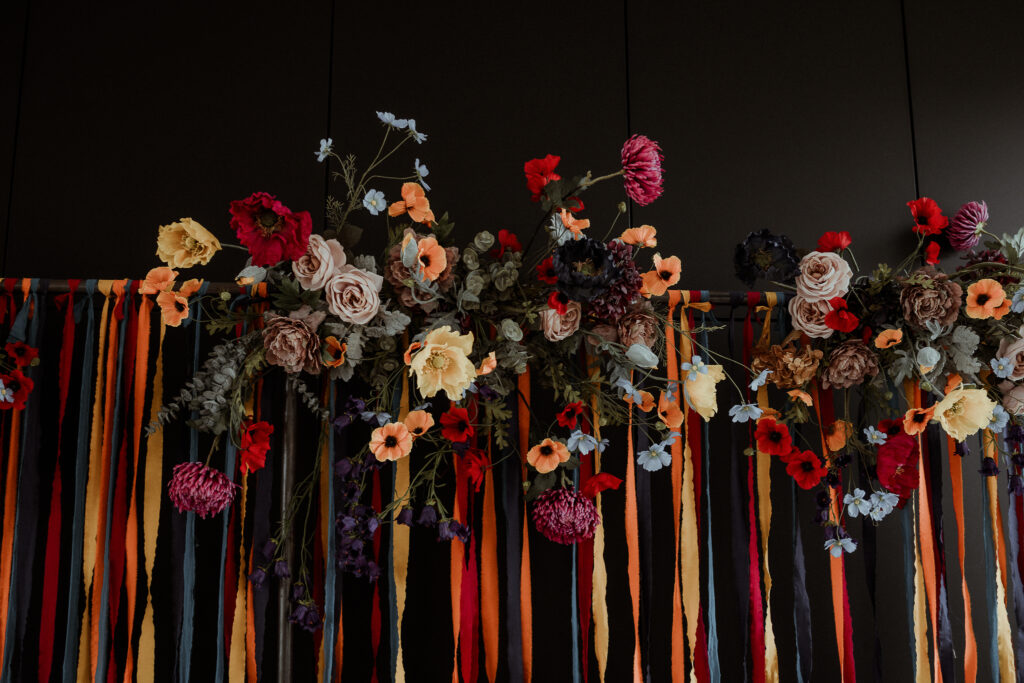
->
[824, 297, 859, 333]
[4, 341, 37, 369]
[537, 257, 558, 285]
[924, 241, 940, 265]
[229, 192, 312, 266]
[0, 370, 34, 410]
[817, 231, 852, 252]
[754, 417, 792, 456]
[907, 197, 948, 236]
[524, 154, 561, 202]
[784, 449, 826, 489]
[581, 472, 623, 498]
[464, 448, 489, 493]
[877, 418, 905, 438]
[440, 406, 475, 443]
[489, 229, 523, 259]
[557, 402, 585, 429]
[876, 431, 919, 506]
[548, 291, 570, 315]
[240, 419, 274, 475]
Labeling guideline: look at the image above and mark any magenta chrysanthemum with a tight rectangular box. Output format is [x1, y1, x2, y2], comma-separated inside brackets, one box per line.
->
[532, 488, 600, 544]
[620, 134, 664, 206]
[167, 462, 239, 519]
[948, 200, 989, 252]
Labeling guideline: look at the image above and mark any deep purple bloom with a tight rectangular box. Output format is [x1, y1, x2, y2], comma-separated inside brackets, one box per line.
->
[289, 602, 322, 632]
[532, 488, 600, 545]
[273, 560, 290, 578]
[1013, 451, 1024, 468]
[979, 456, 1000, 477]
[416, 505, 438, 527]
[397, 508, 414, 526]
[166, 462, 239, 519]
[292, 582, 307, 601]
[620, 134, 664, 206]
[948, 201, 989, 252]
[954, 441, 970, 458]
[249, 567, 267, 590]
[1010, 473, 1024, 496]
[437, 520, 470, 542]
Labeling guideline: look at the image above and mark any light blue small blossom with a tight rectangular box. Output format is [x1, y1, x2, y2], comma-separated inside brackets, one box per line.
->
[991, 356, 1015, 379]
[626, 343, 659, 369]
[315, 137, 333, 162]
[729, 403, 763, 423]
[414, 159, 430, 191]
[1012, 289, 1024, 314]
[376, 111, 408, 129]
[824, 536, 858, 558]
[681, 355, 708, 381]
[407, 119, 427, 143]
[568, 430, 600, 455]
[360, 411, 392, 426]
[990, 404, 1010, 432]
[917, 346, 941, 370]
[637, 443, 672, 472]
[0, 380, 13, 404]
[614, 377, 644, 404]
[867, 490, 898, 522]
[363, 189, 386, 216]
[863, 425, 888, 446]
[843, 488, 871, 518]
[749, 369, 772, 391]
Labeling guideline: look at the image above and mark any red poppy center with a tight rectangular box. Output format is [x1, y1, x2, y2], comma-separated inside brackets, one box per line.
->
[457, 420, 468, 432]
[258, 210, 282, 235]
[540, 445, 553, 456]
[412, 427, 424, 435]
[420, 254, 431, 266]
[913, 412, 927, 423]
[659, 269, 672, 281]
[384, 435, 398, 448]
[800, 461, 814, 472]
[175, 301, 187, 313]
[976, 293, 990, 306]
[769, 431, 782, 443]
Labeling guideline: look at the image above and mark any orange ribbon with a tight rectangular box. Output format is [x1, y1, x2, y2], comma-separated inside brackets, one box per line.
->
[665, 291, 685, 682]
[947, 434, 977, 682]
[625, 370, 642, 682]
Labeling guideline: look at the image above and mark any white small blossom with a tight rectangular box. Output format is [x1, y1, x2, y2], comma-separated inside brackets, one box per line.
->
[376, 111, 408, 129]
[990, 404, 1010, 432]
[414, 159, 430, 191]
[863, 425, 888, 446]
[843, 488, 871, 518]
[567, 430, 599, 455]
[636, 443, 671, 472]
[315, 137, 333, 162]
[407, 118, 427, 143]
[1011, 289, 1024, 314]
[0, 380, 13, 404]
[824, 535, 858, 558]
[729, 403, 763, 423]
[681, 355, 708, 381]
[749, 369, 772, 391]
[363, 189, 386, 216]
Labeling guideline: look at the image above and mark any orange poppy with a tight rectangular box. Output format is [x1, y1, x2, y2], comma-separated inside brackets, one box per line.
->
[156, 290, 190, 327]
[874, 328, 903, 349]
[369, 422, 413, 462]
[526, 438, 570, 474]
[965, 279, 1010, 319]
[823, 419, 854, 452]
[140, 266, 177, 295]
[641, 254, 682, 297]
[620, 225, 657, 248]
[403, 410, 435, 437]
[658, 390, 684, 429]
[415, 236, 447, 281]
[323, 335, 347, 368]
[388, 182, 435, 225]
[403, 341, 422, 365]
[944, 373, 963, 394]
[788, 389, 813, 406]
[560, 209, 590, 239]
[903, 406, 935, 436]
[476, 351, 497, 376]
[624, 389, 656, 412]
[179, 278, 203, 297]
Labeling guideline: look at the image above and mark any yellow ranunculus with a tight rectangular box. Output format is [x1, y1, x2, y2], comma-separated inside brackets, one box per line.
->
[933, 387, 996, 442]
[408, 326, 476, 400]
[156, 217, 222, 268]
[684, 364, 725, 421]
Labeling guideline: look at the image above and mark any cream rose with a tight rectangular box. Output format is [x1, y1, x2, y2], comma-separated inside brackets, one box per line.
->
[794, 251, 852, 302]
[997, 336, 1024, 381]
[788, 295, 834, 339]
[540, 302, 581, 342]
[324, 265, 383, 325]
[934, 387, 997, 441]
[156, 218, 221, 268]
[292, 234, 346, 290]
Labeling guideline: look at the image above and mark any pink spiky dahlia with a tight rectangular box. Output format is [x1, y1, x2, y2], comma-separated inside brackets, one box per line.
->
[167, 462, 239, 519]
[948, 201, 989, 252]
[620, 134, 664, 206]
[532, 487, 600, 544]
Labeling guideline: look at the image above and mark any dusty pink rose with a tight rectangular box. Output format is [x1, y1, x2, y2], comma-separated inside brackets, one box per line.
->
[821, 340, 879, 390]
[1001, 381, 1024, 416]
[997, 336, 1024, 381]
[586, 324, 619, 347]
[324, 265, 384, 324]
[788, 295, 834, 339]
[617, 307, 658, 347]
[794, 251, 852, 302]
[540, 302, 582, 341]
[263, 314, 322, 374]
[292, 234, 346, 290]
[899, 267, 962, 328]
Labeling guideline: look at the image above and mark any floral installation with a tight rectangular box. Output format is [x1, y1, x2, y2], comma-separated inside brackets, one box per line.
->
[146, 112, 710, 629]
[734, 198, 1024, 557]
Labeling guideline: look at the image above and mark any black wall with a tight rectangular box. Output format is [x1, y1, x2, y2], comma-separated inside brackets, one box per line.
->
[5, 1, 1024, 681]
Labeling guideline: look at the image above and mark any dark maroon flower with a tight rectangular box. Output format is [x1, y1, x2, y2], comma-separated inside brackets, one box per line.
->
[948, 201, 989, 251]
[532, 488, 600, 544]
[229, 192, 312, 266]
[620, 134, 664, 206]
[167, 462, 239, 519]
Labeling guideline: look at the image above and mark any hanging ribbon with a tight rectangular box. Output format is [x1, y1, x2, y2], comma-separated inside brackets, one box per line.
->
[625, 369, 643, 682]
[517, 369, 533, 683]
[742, 292, 765, 683]
[698, 300, 720, 683]
[983, 429, 1016, 681]
[503, 387, 524, 683]
[481, 436, 500, 683]
[392, 360, 411, 681]
[665, 291, 686, 682]
[947, 434, 977, 682]
[587, 357, 609, 683]
[321, 382, 337, 683]
[728, 296, 750, 682]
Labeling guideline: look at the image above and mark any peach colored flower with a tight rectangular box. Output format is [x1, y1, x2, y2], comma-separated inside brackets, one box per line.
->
[388, 182, 434, 224]
[788, 389, 813, 406]
[156, 217, 221, 268]
[560, 209, 590, 239]
[526, 438, 570, 474]
[933, 387, 996, 441]
[640, 253, 681, 297]
[323, 335, 347, 368]
[292, 234, 346, 290]
[658, 391, 684, 429]
[903, 407, 934, 436]
[156, 290, 190, 327]
[625, 389, 656, 412]
[684, 364, 725, 420]
[874, 329, 903, 349]
[620, 225, 657, 248]
[966, 279, 1010, 319]
[408, 326, 476, 399]
[824, 420, 853, 452]
[179, 279, 203, 297]
[788, 295, 833, 339]
[141, 267, 178, 295]
[403, 410, 435, 437]
[370, 422, 413, 462]
[416, 236, 447, 281]
[476, 352, 497, 376]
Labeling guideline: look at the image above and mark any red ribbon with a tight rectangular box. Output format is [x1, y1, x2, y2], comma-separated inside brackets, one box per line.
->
[743, 293, 766, 683]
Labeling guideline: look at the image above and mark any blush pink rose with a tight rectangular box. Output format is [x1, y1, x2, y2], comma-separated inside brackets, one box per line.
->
[788, 295, 834, 339]
[997, 336, 1024, 381]
[1001, 381, 1024, 416]
[795, 251, 853, 302]
[324, 265, 384, 324]
[292, 234, 346, 290]
[540, 302, 582, 342]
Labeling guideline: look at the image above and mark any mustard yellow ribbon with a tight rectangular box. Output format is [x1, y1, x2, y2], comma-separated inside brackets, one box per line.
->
[587, 355, 609, 683]
[984, 430, 1016, 681]
[393, 365, 411, 682]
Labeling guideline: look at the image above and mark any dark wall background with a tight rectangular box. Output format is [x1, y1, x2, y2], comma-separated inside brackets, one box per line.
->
[4, 1, 1024, 681]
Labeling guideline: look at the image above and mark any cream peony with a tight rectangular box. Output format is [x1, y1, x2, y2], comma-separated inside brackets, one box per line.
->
[292, 234, 346, 290]
[794, 251, 852, 302]
[324, 265, 383, 324]
[788, 295, 834, 339]
[933, 387, 997, 442]
[684, 364, 725, 420]
[539, 303, 581, 342]
[156, 218, 221, 268]
[408, 326, 477, 399]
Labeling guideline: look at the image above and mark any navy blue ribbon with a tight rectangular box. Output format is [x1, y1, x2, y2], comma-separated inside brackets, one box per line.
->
[321, 382, 337, 683]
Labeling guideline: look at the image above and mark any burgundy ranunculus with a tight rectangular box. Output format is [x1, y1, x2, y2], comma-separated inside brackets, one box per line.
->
[620, 134, 664, 206]
[167, 462, 239, 519]
[230, 192, 312, 266]
[532, 487, 600, 544]
[948, 200, 989, 252]
[875, 432, 919, 507]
